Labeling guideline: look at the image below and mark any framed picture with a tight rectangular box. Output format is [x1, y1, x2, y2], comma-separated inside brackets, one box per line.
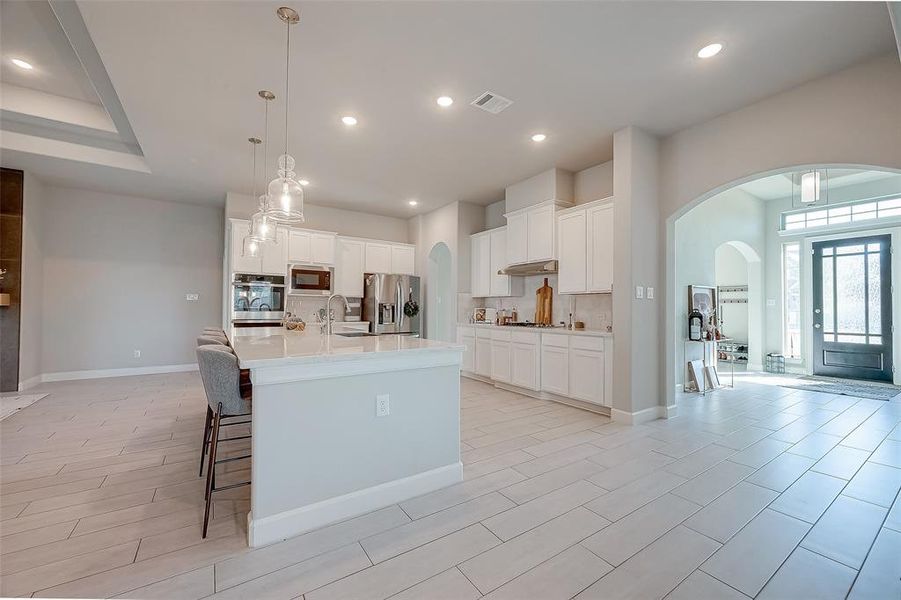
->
[688, 285, 717, 329]
[704, 366, 721, 389]
[473, 307, 487, 323]
[687, 359, 707, 392]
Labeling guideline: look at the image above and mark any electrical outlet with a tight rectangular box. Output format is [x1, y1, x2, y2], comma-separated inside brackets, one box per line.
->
[767, 298, 777, 307]
[133, 350, 141, 358]
[376, 394, 390, 417]
[635, 286, 644, 299]
[186, 293, 199, 301]
[647, 287, 655, 300]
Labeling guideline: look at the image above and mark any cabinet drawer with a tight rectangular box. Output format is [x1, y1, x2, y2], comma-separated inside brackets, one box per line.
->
[475, 327, 493, 339]
[542, 333, 569, 348]
[511, 330, 539, 344]
[491, 329, 512, 341]
[570, 336, 605, 352]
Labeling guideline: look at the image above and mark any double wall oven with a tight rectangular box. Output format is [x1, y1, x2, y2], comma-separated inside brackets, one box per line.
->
[231, 273, 285, 327]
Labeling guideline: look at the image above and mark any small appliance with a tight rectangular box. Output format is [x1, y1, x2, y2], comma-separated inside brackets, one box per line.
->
[288, 264, 333, 296]
[231, 273, 285, 326]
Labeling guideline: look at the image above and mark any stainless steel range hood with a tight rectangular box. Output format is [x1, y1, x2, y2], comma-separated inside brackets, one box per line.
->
[499, 260, 558, 276]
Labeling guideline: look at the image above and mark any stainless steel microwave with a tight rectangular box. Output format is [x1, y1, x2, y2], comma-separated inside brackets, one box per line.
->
[288, 264, 333, 296]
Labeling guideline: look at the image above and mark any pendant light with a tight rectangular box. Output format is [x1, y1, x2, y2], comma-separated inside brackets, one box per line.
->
[265, 6, 304, 224]
[792, 168, 829, 208]
[246, 92, 278, 247]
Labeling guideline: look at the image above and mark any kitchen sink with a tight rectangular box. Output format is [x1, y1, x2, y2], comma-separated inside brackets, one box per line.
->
[335, 331, 378, 337]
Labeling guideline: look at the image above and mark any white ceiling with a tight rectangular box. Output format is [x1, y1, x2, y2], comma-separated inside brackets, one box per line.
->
[738, 169, 901, 201]
[2, 1, 896, 217]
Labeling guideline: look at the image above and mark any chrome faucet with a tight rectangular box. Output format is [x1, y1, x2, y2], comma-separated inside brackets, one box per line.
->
[324, 293, 350, 336]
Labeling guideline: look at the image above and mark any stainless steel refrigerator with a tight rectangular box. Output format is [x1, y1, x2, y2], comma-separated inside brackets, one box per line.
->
[362, 273, 421, 335]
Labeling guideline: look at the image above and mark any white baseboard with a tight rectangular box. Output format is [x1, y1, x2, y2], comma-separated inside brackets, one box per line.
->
[40, 363, 198, 384]
[248, 461, 463, 548]
[612, 405, 671, 424]
[17, 374, 43, 391]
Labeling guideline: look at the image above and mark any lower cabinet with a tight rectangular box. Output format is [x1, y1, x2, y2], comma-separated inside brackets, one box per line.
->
[474, 330, 492, 377]
[490, 340, 512, 383]
[540, 344, 569, 396]
[568, 348, 604, 404]
[458, 329, 475, 373]
[511, 331, 540, 390]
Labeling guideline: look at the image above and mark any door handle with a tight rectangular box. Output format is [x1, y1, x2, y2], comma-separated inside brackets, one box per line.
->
[814, 324, 821, 329]
[814, 309, 821, 314]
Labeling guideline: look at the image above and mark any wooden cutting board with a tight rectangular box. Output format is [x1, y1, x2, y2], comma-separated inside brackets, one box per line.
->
[534, 277, 553, 325]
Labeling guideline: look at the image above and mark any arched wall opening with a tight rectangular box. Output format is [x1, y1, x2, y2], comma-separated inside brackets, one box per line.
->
[426, 242, 453, 342]
[666, 164, 901, 408]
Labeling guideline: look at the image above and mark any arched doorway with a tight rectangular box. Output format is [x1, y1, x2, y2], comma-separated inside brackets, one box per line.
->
[426, 242, 453, 342]
[666, 164, 901, 409]
[715, 240, 763, 372]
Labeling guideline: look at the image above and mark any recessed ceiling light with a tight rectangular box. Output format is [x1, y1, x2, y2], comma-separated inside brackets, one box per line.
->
[436, 96, 453, 108]
[531, 133, 547, 142]
[298, 179, 310, 186]
[408, 199, 418, 206]
[10, 58, 33, 70]
[341, 116, 357, 126]
[697, 43, 723, 59]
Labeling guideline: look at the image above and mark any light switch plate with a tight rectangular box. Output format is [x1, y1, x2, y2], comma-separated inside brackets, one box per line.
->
[647, 287, 655, 300]
[635, 286, 644, 299]
[767, 298, 777, 307]
[186, 294, 199, 301]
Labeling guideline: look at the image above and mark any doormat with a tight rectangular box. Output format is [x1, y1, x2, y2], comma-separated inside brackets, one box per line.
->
[0, 393, 47, 421]
[781, 376, 901, 401]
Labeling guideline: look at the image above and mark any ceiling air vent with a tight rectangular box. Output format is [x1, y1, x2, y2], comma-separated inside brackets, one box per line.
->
[470, 91, 513, 114]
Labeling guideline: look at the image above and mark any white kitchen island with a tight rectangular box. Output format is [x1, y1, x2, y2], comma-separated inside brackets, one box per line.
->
[228, 327, 464, 547]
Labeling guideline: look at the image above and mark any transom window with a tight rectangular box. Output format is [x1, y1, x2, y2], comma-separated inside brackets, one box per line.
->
[782, 197, 901, 231]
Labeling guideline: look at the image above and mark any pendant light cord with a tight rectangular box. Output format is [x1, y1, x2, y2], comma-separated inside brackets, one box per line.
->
[283, 18, 290, 166]
[251, 140, 257, 199]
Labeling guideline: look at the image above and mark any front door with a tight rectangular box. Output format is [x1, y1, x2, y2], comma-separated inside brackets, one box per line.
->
[812, 234, 893, 381]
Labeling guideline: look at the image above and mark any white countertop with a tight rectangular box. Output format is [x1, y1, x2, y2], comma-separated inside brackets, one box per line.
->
[461, 323, 613, 337]
[228, 327, 464, 369]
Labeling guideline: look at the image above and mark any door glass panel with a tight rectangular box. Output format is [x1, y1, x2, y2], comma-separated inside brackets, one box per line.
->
[835, 253, 866, 334]
[837, 244, 865, 255]
[837, 334, 866, 344]
[822, 246, 834, 256]
[867, 243, 882, 252]
[868, 252, 882, 334]
[822, 255, 834, 333]
[823, 333, 836, 342]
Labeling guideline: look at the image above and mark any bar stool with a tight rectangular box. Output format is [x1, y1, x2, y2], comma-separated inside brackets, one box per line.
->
[196, 346, 252, 538]
[203, 327, 225, 335]
[196, 335, 228, 347]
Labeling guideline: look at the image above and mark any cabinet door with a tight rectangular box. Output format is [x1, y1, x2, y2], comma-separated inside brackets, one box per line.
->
[391, 245, 415, 275]
[540, 345, 569, 395]
[558, 211, 587, 294]
[310, 233, 336, 265]
[260, 227, 288, 275]
[475, 337, 492, 376]
[288, 230, 312, 263]
[587, 205, 614, 292]
[511, 342, 539, 390]
[489, 228, 510, 297]
[335, 239, 365, 297]
[569, 349, 604, 405]
[490, 340, 512, 383]
[365, 242, 392, 273]
[230, 220, 262, 274]
[527, 204, 555, 262]
[460, 333, 475, 373]
[471, 234, 491, 297]
[506, 212, 528, 265]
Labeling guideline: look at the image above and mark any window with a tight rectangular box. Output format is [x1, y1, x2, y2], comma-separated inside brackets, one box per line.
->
[781, 196, 901, 231]
[783, 242, 801, 358]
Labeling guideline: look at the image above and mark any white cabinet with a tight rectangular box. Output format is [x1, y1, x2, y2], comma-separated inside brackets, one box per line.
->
[260, 227, 288, 275]
[556, 200, 613, 294]
[311, 233, 336, 265]
[390, 244, 415, 275]
[490, 330, 512, 384]
[288, 230, 312, 263]
[364, 242, 392, 273]
[540, 345, 569, 396]
[569, 346, 605, 406]
[458, 326, 475, 373]
[230, 220, 261, 274]
[471, 232, 491, 297]
[587, 204, 614, 292]
[335, 238, 365, 297]
[511, 331, 540, 391]
[474, 328, 492, 377]
[527, 204, 556, 262]
[557, 211, 587, 294]
[506, 212, 528, 265]
[471, 228, 522, 298]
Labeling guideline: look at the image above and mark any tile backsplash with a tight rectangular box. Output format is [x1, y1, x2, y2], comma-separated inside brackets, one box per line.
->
[466, 274, 612, 331]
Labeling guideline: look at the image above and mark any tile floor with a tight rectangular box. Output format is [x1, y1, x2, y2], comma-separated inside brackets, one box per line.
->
[0, 372, 899, 599]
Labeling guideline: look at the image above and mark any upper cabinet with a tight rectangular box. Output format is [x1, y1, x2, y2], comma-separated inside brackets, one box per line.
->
[288, 230, 336, 265]
[364, 241, 415, 275]
[229, 219, 287, 275]
[505, 201, 568, 266]
[335, 238, 365, 297]
[556, 199, 614, 294]
[471, 227, 523, 298]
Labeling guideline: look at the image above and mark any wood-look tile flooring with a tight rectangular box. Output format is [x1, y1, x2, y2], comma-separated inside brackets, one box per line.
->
[1, 373, 899, 599]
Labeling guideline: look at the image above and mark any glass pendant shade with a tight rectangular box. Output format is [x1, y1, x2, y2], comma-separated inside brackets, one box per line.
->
[248, 209, 277, 243]
[264, 154, 305, 223]
[242, 236, 261, 258]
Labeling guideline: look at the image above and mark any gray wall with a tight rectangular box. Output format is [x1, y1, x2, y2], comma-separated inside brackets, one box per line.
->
[19, 172, 44, 387]
[574, 161, 614, 205]
[37, 186, 223, 375]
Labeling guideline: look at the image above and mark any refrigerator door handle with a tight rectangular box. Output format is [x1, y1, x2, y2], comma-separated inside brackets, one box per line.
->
[396, 280, 404, 327]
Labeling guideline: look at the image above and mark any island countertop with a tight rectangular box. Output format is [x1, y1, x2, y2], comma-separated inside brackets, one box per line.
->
[228, 327, 464, 369]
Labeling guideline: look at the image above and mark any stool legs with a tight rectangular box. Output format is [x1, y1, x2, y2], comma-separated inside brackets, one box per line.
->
[202, 403, 222, 538]
[199, 405, 213, 477]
